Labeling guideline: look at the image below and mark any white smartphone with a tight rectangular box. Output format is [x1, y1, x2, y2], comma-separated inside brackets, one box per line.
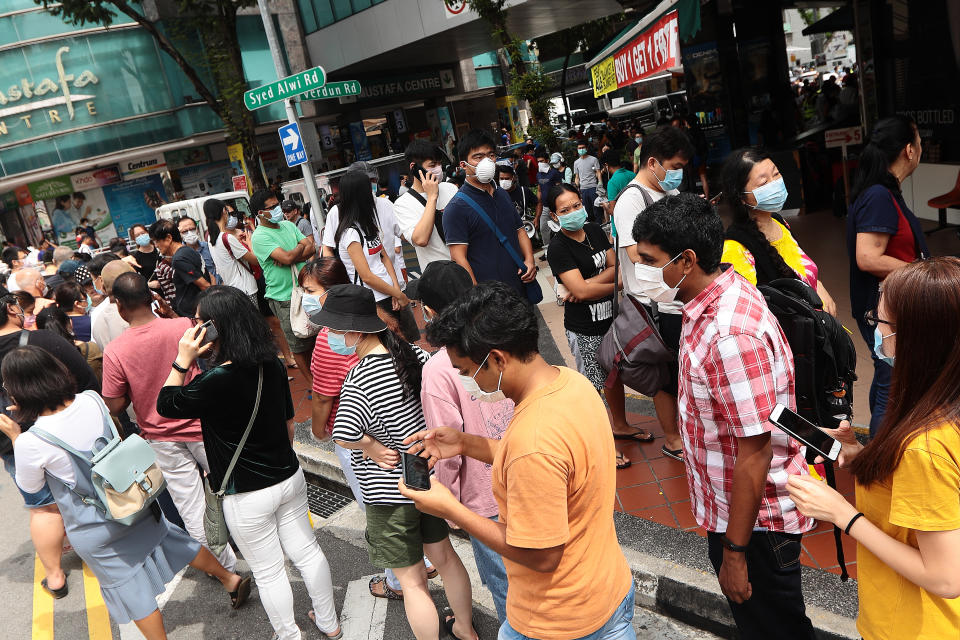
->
[768, 403, 842, 462]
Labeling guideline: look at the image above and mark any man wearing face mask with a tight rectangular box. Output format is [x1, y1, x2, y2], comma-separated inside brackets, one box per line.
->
[442, 130, 537, 299]
[632, 194, 815, 640]
[13, 268, 55, 319]
[611, 126, 695, 461]
[497, 165, 536, 220]
[573, 142, 602, 223]
[394, 140, 458, 271]
[534, 150, 564, 254]
[398, 281, 636, 640]
[149, 219, 210, 317]
[250, 189, 317, 385]
[177, 216, 219, 285]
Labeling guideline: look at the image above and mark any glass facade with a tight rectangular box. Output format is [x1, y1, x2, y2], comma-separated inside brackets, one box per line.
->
[297, 0, 388, 33]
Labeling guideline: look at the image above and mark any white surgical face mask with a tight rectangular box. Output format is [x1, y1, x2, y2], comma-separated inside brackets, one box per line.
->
[458, 352, 506, 403]
[466, 157, 496, 184]
[634, 253, 686, 303]
[182, 230, 199, 245]
[499, 179, 513, 190]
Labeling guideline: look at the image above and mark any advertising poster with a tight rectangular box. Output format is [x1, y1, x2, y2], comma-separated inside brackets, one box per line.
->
[177, 162, 232, 198]
[102, 174, 167, 239]
[227, 143, 252, 194]
[47, 187, 117, 246]
[348, 121, 372, 161]
[437, 106, 455, 152]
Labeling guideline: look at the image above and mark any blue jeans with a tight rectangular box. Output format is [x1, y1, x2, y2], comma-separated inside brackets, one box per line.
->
[498, 581, 635, 640]
[2, 451, 55, 508]
[856, 316, 891, 437]
[471, 517, 508, 624]
[581, 187, 598, 222]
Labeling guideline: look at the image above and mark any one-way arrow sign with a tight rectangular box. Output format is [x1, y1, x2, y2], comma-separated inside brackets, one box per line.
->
[278, 122, 307, 167]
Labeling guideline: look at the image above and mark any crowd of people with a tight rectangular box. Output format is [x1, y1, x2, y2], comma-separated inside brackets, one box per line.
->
[0, 111, 956, 640]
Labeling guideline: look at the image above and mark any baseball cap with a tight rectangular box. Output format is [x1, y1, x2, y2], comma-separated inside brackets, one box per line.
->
[406, 260, 473, 313]
[57, 259, 81, 277]
[550, 152, 563, 165]
[74, 265, 93, 286]
[347, 161, 378, 180]
[280, 199, 300, 212]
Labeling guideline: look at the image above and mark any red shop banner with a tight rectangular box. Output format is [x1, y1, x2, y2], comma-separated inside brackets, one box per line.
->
[613, 10, 680, 87]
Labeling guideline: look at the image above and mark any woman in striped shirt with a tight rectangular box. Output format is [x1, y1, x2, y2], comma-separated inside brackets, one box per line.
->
[313, 284, 478, 640]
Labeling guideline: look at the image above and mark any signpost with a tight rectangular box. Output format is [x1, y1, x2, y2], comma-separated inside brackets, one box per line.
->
[243, 66, 326, 111]
[279, 122, 307, 168]
[825, 126, 863, 203]
[300, 80, 361, 101]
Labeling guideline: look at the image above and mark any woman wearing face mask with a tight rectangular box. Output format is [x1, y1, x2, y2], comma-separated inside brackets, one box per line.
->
[721, 148, 838, 316]
[53, 281, 93, 342]
[205, 199, 259, 307]
[846, 115, 929, 437]
[786, 257, 960, 640]
[157, 286, 342, 640]
[36, 306, 103, 383]
[546, 185, 639, 469]
[312, 284, 478, 640]
[129, 223, 160, 282]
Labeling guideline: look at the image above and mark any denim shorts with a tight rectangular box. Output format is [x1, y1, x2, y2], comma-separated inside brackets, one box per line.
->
[2, 452, 56, 508]
[498, 581, 636, 640]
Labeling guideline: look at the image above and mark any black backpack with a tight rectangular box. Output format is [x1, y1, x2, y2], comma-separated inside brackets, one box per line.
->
[758, 278, 858, 431]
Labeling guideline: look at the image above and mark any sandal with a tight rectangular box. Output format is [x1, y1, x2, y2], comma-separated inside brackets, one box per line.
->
[613, 429, 655, 443]
[616, 451, 632, 469]
[308, 610, 343, 639]
[229, 576, 251, 609]
[442, 608, 474, 640]
[368, 575, 403, 600]
[41, 575, 69, 599]
[426, 566, 438, 580]
[661, 445, 684, 462]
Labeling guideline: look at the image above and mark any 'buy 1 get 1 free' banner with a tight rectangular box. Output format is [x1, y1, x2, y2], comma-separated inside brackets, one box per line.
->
[592, 10, 680, 98]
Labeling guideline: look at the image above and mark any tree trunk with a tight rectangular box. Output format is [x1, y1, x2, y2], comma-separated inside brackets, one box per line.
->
[560, 50, 572, 126]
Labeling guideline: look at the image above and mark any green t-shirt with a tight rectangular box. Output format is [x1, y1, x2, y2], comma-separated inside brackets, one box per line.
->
[606, 168, 637, 202]
[251, 220, 305, 301]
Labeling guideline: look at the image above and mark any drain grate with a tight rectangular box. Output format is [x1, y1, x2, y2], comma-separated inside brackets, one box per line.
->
[306, 482, 353, 518]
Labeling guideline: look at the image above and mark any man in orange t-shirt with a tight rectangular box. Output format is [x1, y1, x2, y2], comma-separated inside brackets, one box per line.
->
[400, 282, 635, 640]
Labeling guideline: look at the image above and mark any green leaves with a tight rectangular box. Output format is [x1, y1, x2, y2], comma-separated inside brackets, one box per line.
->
[35, 0, 120, 27]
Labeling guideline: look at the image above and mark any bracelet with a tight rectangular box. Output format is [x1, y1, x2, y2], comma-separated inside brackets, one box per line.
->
[844, 512, 865, 535]
[171, 360, 189, 374]
[720, 534, 749, 553]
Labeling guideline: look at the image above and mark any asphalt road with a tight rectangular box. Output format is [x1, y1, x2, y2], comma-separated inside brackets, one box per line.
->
[0, 471, 721, 640]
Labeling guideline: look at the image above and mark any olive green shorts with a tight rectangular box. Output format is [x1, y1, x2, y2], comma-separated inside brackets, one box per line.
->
[267, 298, 316, 354]
[364, 503, 449, 569]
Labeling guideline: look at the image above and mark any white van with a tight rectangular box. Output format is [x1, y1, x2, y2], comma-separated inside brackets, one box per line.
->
[154, 191, 252, 240]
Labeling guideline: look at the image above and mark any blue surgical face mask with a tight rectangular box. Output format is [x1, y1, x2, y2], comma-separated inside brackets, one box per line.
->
[226, 215, 239, 230]
[327, 330, 358, 356]
[873, 327, 895, 366]
[302, 292, 326, 318]
[652, 159, 683, 192]
[371, 183, 378, 195]
[635, 136, 643, 144]
[266, 205, 284, 224]
[135, 233, 151, 247]
[93, 278, 104, 296]
[557, 207, 588, 231]
[747, 178, 788, 212]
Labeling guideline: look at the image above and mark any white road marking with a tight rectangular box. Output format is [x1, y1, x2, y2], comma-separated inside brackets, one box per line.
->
[339, 575, 387, 640]
[116, 568, 186, 640]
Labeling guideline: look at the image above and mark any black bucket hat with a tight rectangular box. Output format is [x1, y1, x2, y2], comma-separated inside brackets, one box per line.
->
[406, 260, 472, 313]
[307, 283, 386, 333]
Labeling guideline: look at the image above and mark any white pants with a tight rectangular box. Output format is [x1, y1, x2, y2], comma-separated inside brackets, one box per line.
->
[149, 439, 237, 571]
[223, 468, 338, 640]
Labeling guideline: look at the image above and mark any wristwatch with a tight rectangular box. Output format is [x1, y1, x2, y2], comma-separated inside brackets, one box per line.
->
[720, 534, 749, 553]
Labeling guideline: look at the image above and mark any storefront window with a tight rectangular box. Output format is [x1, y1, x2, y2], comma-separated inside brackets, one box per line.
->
[297, 0, 388, 34]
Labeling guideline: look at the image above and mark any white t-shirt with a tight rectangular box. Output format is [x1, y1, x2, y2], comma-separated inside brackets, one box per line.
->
[612, 182, 682, 313]
[14, 391, 109, 493]
[211, 233, 257, 296]
[393, 182, 457, 270]
[323, 199, 400, 302]
[393, 236, 407, 290]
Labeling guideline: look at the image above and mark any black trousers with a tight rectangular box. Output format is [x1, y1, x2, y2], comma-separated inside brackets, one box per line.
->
[707, 531, 817, 640]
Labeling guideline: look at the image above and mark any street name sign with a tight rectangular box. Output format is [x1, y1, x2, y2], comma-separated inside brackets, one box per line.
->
[278, 122, 307, 167]
[244, 66, 326, 110]
[300, 80, 362, 101]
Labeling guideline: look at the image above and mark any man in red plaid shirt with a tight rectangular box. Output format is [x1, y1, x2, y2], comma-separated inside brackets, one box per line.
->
[631, 194, 816, 640]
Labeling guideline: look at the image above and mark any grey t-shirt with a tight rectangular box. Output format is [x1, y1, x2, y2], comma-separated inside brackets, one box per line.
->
[574, 155, 601, 189]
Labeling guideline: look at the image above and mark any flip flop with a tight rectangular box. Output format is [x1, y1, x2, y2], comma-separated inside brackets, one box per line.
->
[613, 430, 655, 443]
[616, 452, 632, 469]
[41, 575, 69, 599]
[661, 445, 684, 462]
[426, 566, 438, 579]
[229, 576, 251, 609]
[308, 610, 343, 639]
[368, 575, 403, 600]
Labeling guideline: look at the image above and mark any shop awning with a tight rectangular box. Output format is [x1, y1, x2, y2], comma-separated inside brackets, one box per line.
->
[801, 5, 853, 36]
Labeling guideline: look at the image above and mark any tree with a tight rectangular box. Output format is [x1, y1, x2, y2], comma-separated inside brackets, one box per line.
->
[36, 0, 267, 190]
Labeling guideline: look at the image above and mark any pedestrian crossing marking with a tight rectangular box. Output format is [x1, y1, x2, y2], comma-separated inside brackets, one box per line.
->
[31, 554, 54, 640]
[82, 563, 111, 640]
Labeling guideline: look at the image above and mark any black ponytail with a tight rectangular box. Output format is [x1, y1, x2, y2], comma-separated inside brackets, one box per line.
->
[722, 148, 798, 283]
[202, 198, 226, 246]
[849, 115, 917, 202]
[376, 328, 423, 399]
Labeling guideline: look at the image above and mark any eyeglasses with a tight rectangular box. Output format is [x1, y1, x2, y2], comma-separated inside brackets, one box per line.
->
[863, 310, 894, 328]
[556, 202, 583, 216]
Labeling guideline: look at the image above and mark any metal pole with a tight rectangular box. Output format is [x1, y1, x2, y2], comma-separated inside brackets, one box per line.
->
[256, 0, 323, 242]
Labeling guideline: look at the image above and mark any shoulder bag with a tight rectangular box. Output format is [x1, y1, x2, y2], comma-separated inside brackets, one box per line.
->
[202, 365, 263, 556]
[406, 189, 446, 242]
[452, 191, 543, 304]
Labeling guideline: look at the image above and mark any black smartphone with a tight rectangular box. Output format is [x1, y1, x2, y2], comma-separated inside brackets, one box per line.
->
[709, 191, 723, 205]
[768, 404, 842, 461]
[197, 319, 219, 346]
[401, 452, 431, 491]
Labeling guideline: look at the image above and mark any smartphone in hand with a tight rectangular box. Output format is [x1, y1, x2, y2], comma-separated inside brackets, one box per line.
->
[197, 319, 219, 346]
[401, 452, 431, 491]
[769, 404, 842, 462]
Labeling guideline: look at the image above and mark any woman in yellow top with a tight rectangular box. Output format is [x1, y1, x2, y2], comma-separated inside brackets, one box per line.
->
[787, 257, 960, 640]
[721, 148, 837, 315]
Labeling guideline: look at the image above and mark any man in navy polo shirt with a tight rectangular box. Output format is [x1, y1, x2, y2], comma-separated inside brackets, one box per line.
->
[443, 129, 537, 297]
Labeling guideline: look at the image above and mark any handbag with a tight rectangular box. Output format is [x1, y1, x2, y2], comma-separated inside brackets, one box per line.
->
[289, 264, 319, 339]
[597, 232, 675, 396]
[202, 365, 263, 556]
[452, 191, 543, 304]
